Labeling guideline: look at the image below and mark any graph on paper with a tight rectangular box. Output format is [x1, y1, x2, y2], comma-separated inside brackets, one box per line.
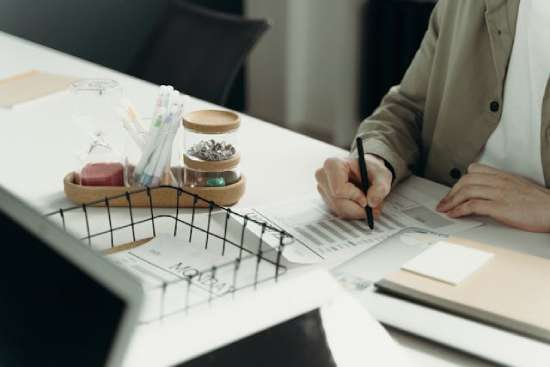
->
[254, 187, 481, 264]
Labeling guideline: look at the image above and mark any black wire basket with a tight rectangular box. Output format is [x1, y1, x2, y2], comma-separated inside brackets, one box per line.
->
[45, 186, 292, 323]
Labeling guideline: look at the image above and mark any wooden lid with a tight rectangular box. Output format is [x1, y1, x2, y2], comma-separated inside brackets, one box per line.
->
[183, 110, 240, 133]
[183, 152, 241, 171]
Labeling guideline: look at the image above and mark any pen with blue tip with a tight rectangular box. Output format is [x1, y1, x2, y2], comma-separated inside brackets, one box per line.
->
[355, 137, 374, 230]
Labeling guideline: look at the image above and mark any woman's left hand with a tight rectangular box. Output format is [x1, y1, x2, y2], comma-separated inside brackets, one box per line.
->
[436, 163, 550, 233]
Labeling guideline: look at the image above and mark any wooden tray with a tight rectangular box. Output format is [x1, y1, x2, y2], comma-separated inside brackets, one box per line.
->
[63, 172, 246, 208]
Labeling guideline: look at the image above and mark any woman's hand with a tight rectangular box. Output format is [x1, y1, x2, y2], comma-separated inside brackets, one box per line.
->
[315, 155, 393, 219]
[437, 163, 550, 232]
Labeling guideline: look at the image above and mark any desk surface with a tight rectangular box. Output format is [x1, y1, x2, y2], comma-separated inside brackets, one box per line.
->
[1, 31, 549, 367]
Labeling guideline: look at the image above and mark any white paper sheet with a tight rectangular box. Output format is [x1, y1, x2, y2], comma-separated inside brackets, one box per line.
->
[108, 234, 279, 322]
[402, 241, 494, 285]
[249, 182, 482, 265]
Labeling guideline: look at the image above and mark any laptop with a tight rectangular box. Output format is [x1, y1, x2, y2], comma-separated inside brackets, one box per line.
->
[0, 186, 143, 367]
[0, 185, 409, 366]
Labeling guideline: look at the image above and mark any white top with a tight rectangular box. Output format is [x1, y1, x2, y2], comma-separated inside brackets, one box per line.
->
[479, 0, 550, 186]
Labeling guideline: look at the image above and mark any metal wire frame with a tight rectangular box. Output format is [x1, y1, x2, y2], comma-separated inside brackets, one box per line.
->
[45, 185, 292, 322]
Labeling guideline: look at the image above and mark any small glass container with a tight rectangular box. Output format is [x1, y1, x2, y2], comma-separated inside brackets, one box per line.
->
[77, 133, 124, 186]
[183, 155, 241, 187]
[71, 79, 123, 137]
[124, 118, 179, 187]
[72, 79, 125, 187]
[183, 110, 240, 162]
[182, 110, 241, 187]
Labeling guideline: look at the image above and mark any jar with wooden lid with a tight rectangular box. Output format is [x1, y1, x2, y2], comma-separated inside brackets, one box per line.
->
[182, 110, 241, 187]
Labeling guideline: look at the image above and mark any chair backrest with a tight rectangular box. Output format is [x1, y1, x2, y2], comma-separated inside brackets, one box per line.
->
[130, 0, 269, 106]
[0, 0, 168, 72]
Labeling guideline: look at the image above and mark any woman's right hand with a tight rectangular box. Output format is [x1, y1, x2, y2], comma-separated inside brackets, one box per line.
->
[315, 155, 393, 219]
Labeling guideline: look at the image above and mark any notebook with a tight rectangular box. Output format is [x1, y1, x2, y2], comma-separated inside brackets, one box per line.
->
[376, 237, 550, 343]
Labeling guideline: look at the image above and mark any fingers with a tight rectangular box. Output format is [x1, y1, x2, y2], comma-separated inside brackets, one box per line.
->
[360, 154, 393, 207]
[317, 184, 366, 220]
[437, 184, 500, 212]
[438, 161, 539, 214]
[318, 184, 383, 219]
[442, 172, 505, 201]
[367, 174, 391, 208]
[438, 166, 506, 220]
[321, 159, 368, 207]
[316, 156, 392, 220]
[446, 199, 500, 218]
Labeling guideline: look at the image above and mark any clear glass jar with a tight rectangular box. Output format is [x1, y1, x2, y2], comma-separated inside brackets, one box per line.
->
[182, 110, 241, 187]
[183, 110, 240, 163]
[77, 133, 124, 186]
[71, 79, 125, 186]
[71, 79, 122, 137]
[123, 130, 146, 187]
[124, 119, 180, 187]
[184, 166, 241, 188]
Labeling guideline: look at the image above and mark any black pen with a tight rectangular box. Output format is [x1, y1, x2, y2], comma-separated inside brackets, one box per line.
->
[355, 137, 374, 230]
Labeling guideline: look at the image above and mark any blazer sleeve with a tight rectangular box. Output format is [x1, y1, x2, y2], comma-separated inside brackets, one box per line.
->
[351, 0, 445, 184]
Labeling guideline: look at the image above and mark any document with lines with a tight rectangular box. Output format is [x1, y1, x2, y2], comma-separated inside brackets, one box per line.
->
[252, 179, 482, 265]
[109, 234, 279, 322]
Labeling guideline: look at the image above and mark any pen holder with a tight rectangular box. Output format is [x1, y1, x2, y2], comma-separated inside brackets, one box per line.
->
[63, 109, 247, 208]
[123, 129, 176, 187]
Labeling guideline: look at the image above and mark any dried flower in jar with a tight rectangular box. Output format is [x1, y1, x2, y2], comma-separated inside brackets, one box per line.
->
[187, 139, 236, 161]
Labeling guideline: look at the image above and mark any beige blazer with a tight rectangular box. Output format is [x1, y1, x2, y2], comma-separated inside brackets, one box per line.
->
[354, 0, 550, 188]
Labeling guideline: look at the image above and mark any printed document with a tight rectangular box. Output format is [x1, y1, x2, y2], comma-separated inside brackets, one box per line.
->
[241, 181, 482, 265]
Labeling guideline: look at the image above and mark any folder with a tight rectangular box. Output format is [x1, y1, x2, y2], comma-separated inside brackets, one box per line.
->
[0, 70, 77, 108]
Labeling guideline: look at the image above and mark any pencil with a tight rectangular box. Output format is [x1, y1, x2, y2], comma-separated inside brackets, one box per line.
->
[355, 137, 374, 230]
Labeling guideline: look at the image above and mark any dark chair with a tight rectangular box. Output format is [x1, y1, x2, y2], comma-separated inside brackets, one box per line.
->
[0, 0, 169, 72]
[130, 0, 269, 106]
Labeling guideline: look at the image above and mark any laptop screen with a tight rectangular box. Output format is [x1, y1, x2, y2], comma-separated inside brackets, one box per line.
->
[178, 309, 337, 367]
[0, 209, 126, 367]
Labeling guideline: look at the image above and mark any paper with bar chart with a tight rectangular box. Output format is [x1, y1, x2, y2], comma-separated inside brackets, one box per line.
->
[254, 184, 482, 265]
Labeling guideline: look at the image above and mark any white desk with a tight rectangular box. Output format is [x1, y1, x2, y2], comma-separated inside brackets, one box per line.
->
[1, 31, 549, 367]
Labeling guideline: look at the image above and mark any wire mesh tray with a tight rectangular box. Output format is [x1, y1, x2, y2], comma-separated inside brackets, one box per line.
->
[46, 185, 290, 323]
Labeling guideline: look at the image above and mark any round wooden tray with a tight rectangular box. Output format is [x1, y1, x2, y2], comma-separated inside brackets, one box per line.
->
[63, 172, 246, 208]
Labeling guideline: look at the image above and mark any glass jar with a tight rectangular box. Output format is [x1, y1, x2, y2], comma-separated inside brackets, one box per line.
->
[123, 118, 179, 187]
[71, 79, 125, 186]
[71, 79, 122, 137]
[182, 110, 241, 187]
[77, 133, 124, 186]
[183, 156, 241, 187]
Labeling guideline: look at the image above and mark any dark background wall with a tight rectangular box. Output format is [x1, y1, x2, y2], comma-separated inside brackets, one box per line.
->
[360, 0, 436, 119]
[0, 0, 246, 110]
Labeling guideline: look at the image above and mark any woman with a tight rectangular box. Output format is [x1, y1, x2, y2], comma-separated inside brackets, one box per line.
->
[315, 0, 550, 232]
